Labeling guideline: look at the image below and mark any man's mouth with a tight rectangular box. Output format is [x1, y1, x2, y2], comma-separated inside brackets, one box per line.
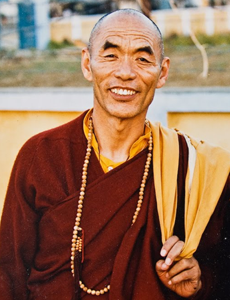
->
[111, 88, 136, 96]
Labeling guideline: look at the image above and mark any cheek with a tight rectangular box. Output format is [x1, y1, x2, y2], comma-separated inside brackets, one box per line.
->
[91, 70, 104, 85]
[142, 72, 160, 91]
[136, 64, 161, 81]
[91, 63, 112, 83]
[92, 57, 116, 71]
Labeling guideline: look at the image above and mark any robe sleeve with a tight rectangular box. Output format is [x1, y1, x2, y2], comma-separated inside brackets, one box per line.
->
[0, 137, 40, 300]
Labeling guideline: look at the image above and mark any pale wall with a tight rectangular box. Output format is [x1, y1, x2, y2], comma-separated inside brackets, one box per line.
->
[0, 111, 81, 217]
[168, 112, 230, 152]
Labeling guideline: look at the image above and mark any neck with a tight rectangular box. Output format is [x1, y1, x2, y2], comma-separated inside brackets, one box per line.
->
[92, 110, 146, 163]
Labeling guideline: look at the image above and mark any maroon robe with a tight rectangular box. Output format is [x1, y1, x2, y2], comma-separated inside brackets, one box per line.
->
[0, 111, 230, 300]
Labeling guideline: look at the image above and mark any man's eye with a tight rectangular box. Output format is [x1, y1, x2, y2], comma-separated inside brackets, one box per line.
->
[105, 54, 116, 58]
[138, 57, 149, 63]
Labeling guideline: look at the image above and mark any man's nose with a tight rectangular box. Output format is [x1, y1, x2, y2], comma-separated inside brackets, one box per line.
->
[114, 58, 136, 80]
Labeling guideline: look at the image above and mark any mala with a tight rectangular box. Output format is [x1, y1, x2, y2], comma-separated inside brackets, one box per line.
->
[70, 117, 153, 296]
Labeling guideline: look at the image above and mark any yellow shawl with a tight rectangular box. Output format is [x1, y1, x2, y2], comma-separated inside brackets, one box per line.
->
[150, 122, 230, 259]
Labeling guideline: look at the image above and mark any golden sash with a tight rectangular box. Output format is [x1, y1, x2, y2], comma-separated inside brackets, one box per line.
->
[150, 122, 230, 259]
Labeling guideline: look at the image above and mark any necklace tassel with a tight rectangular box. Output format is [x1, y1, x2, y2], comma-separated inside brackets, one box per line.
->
[72, 228, 84, 300]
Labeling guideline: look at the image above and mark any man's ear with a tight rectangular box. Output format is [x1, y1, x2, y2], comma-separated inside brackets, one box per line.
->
[156, 57, 170, 89]
[81, 47, 93, 82]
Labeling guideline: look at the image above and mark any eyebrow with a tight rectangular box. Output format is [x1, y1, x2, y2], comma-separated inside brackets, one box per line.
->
[135, 46, 153, 55]
[102, 40, 154, 56]
[103, 41, 119, 51]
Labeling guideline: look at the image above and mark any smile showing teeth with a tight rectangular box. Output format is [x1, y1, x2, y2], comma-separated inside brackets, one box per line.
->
[111, 88, 136, 96]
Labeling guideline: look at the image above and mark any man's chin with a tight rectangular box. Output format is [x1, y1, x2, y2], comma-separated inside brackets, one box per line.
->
[106, 107, 146, 121]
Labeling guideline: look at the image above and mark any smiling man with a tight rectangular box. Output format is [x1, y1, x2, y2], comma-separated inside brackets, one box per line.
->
[0, 9, 230, 300]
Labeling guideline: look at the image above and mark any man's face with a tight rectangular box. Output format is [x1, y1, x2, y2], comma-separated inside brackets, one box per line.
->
[82, 13, 169, 120]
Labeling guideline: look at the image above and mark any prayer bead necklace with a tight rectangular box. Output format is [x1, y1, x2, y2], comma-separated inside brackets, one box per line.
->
[70, 116, 153, 296]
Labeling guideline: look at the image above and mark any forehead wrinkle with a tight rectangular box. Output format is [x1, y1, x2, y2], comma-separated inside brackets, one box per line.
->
[101, 28, 157, 39]
[99, 28, 159, 48]
[101, 33, 156, 46]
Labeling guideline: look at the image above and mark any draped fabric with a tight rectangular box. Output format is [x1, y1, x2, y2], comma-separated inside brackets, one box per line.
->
[0, 112, 162, 300]
[0, 111, 230, 300]
[150, 122, 230, 259]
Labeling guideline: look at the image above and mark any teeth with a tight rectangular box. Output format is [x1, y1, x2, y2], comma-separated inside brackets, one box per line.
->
[111, 88, 136, 96]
